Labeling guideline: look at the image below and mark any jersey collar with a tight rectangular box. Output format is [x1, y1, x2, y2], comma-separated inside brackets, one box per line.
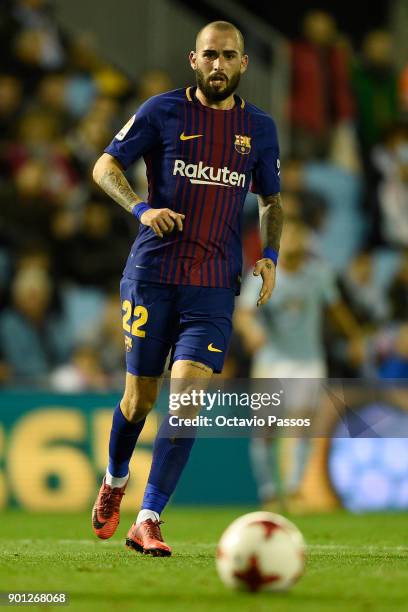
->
[185, 86, 245, 110]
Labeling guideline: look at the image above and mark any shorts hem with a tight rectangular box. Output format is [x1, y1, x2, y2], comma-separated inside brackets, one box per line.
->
[126, 365, 163, 378]
[171, 354, 221, 374]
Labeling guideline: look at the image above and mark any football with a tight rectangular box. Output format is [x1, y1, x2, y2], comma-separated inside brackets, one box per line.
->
[216, 511, 306, 593]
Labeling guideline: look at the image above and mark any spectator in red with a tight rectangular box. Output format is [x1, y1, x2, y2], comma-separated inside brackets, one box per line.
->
[290, 10, 354, 159]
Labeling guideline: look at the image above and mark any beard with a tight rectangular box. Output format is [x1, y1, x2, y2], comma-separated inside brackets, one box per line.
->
[195, 68, 241, 103]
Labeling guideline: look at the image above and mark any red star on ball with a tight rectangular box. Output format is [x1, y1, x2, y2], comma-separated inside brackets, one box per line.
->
[251, 520, 280, 539]
[234, 555, 281, 592]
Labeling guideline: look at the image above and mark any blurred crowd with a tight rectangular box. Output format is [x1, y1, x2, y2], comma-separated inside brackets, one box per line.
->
[232, 9, 408, 383]
[0, 0, 174, 389]
[1, 1, 408, 389]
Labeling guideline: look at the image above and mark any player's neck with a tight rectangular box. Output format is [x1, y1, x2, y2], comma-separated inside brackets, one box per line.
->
[195, 87, 236, 110]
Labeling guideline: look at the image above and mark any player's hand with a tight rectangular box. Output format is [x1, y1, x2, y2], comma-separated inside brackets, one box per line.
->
[253, 258, 276, 307]
[140, 208, 185, 238]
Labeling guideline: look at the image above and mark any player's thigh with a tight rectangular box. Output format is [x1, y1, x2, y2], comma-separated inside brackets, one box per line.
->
[171, 359, 213, 378]
[121, 371, 160, 422]
[172, 286, 235, 375]
[120, 277, 177, 377]
[170, 359, 213, 418]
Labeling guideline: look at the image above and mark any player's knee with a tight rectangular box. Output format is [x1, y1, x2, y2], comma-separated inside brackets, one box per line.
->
[120, 393, 155, 423]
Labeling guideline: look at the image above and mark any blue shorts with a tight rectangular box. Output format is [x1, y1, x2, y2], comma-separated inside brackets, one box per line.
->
[120, 278, 235, 376]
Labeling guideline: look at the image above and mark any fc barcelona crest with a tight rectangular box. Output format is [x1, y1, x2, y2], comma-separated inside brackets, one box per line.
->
[234, 134, 251, 155]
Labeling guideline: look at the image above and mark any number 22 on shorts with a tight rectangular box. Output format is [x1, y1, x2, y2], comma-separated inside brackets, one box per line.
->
[122, 300, 148, 338]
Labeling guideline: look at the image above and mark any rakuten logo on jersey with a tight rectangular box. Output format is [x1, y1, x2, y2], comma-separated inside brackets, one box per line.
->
[173, 160, 245, 188]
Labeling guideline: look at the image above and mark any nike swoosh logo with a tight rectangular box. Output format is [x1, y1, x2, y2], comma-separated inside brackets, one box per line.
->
[180, 132, 203, 141]
[208, 343, 222, 353]
[92, 506, 107, 530]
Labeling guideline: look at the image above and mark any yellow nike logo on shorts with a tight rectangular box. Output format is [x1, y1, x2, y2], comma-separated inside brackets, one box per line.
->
[180, 132, 203, 141]
[208, 343, 222, 353]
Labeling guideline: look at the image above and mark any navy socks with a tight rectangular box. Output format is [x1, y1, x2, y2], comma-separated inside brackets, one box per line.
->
[142, 415, 196, 514]
[108, 405, 196, 514]
[108, 403, 146, 477]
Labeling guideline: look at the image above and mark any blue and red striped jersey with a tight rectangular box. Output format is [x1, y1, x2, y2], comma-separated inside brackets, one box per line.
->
[105, 86, 280, 292]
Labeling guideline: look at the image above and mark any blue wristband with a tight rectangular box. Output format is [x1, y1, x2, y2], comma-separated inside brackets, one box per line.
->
[262, 247, 278, 266]
[132, 201, 151, 221]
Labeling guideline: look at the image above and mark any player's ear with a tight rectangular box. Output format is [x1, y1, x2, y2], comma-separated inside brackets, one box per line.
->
[240, 54, 249, 74]
[189, 50, 197, 70]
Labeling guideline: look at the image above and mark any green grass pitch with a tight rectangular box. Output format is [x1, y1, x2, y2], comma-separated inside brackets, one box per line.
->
[0, 508, 407, 611]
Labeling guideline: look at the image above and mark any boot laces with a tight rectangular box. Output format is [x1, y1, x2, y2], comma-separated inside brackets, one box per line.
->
[100, 485, 125, 517]
[144, 519, 164, 541]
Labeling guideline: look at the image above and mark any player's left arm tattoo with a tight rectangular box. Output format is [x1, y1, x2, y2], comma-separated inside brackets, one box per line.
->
[258, 193, 283, 255]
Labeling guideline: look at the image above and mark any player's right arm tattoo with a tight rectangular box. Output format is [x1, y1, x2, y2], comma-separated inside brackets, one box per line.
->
[258, 193, 283, 254]
[96, 159, 140, 213]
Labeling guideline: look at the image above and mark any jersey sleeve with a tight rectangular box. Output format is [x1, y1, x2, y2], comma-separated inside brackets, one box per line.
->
[104, 97, 161, 169]
[251, 116, 280, 196]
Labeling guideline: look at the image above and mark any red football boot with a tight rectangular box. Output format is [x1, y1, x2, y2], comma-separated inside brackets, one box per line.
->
[125, 519, 172, 556]
[92, 477, 128, 540]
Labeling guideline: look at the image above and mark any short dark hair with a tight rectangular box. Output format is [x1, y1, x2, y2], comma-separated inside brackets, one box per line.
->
[196, 21, 245, 54]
